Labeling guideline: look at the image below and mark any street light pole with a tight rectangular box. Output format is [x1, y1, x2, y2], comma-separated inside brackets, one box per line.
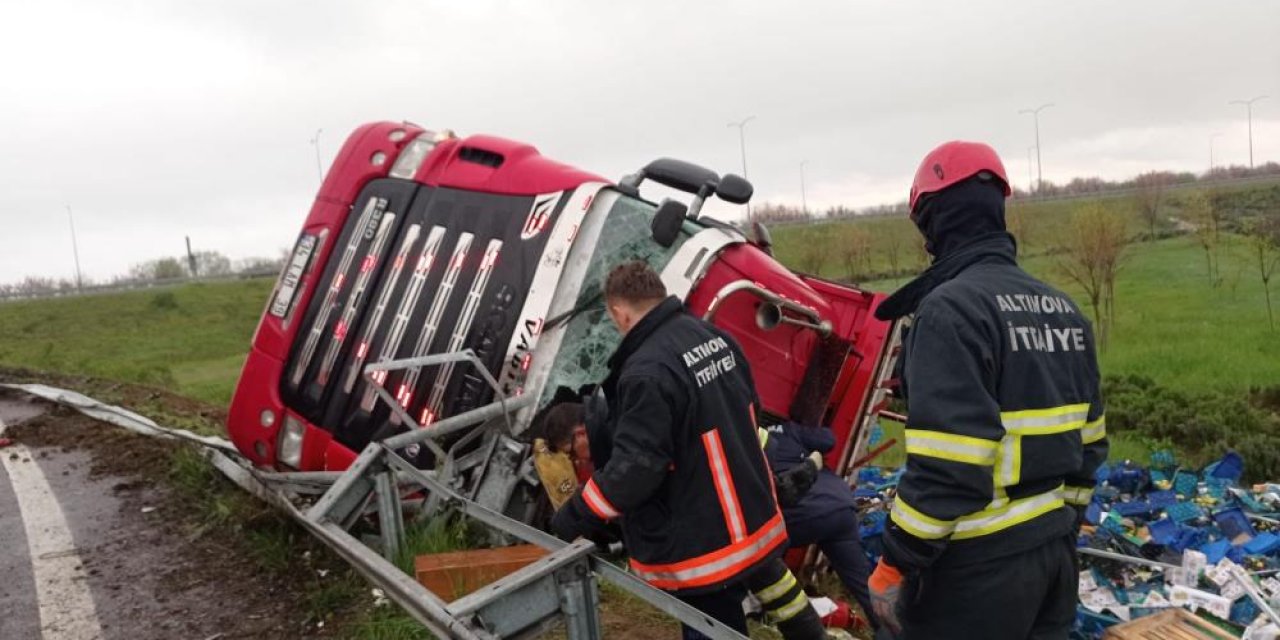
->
[800, 160, 808, 217]
[310, 128, 324, 182]
[1026, 146, 1036, 196]
[66, 205, 83, 292]
[1229, 96, 1268, 169]
[1019, 103, 1054, 193]
[1209, 132, 1223, 174]
[727, 116, 756, 218]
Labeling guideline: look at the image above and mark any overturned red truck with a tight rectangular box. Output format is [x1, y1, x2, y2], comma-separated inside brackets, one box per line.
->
[226, 121, 899, 522]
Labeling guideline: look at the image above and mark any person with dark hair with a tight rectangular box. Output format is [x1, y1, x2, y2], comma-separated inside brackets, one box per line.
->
[867, 142, 1106, 639]
[542, 402, 593, 483]
[551, 260, 825, 640]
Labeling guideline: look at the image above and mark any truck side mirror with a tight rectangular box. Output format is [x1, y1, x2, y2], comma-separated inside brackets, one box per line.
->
[751, 221, 774, 255]
[651, 199, 688, 247]
[717, 174, 753, 204]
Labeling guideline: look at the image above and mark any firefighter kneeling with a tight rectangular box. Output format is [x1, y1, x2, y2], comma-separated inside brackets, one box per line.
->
[551, 261, 825, 639]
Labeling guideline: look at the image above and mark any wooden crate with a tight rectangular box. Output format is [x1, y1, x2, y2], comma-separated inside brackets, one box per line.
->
[414, 544, 549, 601]
[1103, 609, 1236, 640]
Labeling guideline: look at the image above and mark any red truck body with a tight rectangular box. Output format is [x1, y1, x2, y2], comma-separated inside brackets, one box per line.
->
[227, 121, 896, 480]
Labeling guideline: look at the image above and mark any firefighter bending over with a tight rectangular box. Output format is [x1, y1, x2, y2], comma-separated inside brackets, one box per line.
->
[551, 261, 824, 639]
[868, 141, 1107, 639]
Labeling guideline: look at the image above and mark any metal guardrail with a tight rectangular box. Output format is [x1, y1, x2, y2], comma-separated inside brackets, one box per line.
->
[2, 351, 753, 639]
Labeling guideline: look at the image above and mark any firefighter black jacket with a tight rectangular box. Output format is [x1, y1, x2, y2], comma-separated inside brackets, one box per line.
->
[877, 183, 1107, 573]
[552, 296, 786, 593]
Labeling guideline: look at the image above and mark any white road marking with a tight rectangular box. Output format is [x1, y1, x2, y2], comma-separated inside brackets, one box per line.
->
[1, 434, 104, 640]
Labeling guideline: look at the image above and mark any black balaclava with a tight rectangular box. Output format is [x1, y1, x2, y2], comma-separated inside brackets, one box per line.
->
[874, 176, 1014, 320]
[913, 176, 1007, 259]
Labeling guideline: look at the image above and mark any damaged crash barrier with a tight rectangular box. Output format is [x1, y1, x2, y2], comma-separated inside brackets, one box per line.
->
[1074, 450, 1280, 639]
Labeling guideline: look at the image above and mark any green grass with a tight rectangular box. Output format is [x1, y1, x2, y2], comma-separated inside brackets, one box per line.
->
[0, 278, 272, 404]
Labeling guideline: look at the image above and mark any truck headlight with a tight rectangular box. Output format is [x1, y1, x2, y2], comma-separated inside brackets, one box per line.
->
[277, 415, 305, 468]
[389, 134, 437, 179]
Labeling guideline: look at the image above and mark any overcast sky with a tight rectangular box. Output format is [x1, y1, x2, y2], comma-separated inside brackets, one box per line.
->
[2, 0, 1278, 283]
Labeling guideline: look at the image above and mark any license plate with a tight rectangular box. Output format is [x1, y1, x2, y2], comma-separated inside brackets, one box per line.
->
[270, 234, 318, 318]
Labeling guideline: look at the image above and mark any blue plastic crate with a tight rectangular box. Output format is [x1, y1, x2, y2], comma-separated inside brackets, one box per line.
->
[860, 511, 887, 541]
[1214, 507, 1256, 541]
[1113, 500, 1153, 518]
[1102, 511, 1128, 534]
[1074, 605, 1121, 637]
[1173, 471, 1199, 498]
[1150, 449, 1177, 470]
[1166, 502, 1203, 524]
[1202, 538, 1231, 564]
[867, 423, 884, 446]
[1206, 451, 1244, 483]
[1205, 477, 1230, 499]
[1231, 598, 1260, 625]
[1147, 490, 1177, 509]
[1172, 527, 1208, 553]
[1244, 531, 1280, 555]
[1085, 502, 1103, 526]
[1148, 518, 1180, 545]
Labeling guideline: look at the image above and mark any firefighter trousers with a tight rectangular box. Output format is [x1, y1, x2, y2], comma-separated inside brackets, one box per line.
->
[677, 558, 825, 640]
[787, 507, 876, 629]
[899, 534, 1077, 640]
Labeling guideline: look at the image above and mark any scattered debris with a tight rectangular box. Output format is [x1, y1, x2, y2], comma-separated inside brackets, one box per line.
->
[854, 448, 1280, 638]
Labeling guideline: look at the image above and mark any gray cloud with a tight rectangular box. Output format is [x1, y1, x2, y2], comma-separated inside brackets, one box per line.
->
[2, 0, 1277, 282]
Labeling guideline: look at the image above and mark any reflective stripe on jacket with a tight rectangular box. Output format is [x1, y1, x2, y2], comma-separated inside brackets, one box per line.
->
[884, 247, 1108, 572]
[564, 297, 785, 592]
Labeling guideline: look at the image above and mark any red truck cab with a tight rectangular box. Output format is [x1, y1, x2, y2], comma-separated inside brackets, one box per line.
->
[227, 121, 897, 483]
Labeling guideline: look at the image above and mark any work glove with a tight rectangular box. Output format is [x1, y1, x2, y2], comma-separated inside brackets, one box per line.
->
[868, 557, 904, 636]
[550, 498, 588, 542]
[774, 452, 821, 508]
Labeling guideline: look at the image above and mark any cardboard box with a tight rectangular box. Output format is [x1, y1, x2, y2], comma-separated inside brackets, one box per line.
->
[414, 544, 549, 601]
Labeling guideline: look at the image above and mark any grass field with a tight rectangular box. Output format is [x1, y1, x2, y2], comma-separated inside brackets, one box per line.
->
[855, 235, 1280, 394]
[0, 277, 272, 404]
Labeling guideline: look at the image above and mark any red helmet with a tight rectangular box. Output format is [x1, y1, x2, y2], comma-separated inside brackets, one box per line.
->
[908, 141, 1011, 217]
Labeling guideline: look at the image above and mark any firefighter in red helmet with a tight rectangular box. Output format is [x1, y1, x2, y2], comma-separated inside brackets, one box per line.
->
[869, 141, 1107, 639]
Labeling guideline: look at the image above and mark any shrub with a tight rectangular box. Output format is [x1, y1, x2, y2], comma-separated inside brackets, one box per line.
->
[1104, 374, 1280, 481]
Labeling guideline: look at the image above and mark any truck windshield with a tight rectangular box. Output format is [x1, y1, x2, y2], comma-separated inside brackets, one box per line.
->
[539, 193, 691, 401]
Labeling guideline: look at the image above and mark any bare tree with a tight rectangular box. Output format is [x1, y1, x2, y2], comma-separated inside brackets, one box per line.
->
[1245, 216, 1280, 330]
[129, 257, 188, 281]
[835, 224, 873, 282]
[1134, 172, 1165, 241]
[1056, 203, 1131, 347]
[1183, 191, 1223, 286]
[1006, 203, 1034, 254]
[794, 228, 831, 275]
[881, 226, 904, 275]
[192, 250, 233, 277]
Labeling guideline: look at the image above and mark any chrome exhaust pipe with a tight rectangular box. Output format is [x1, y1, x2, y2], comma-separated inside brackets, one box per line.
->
[703, 280, 833, 337]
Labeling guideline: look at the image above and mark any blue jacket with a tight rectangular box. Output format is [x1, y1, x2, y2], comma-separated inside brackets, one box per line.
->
[763, 422, 857, 525]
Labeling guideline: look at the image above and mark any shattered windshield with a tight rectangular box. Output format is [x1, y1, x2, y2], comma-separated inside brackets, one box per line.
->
[539, 194, 690, 401]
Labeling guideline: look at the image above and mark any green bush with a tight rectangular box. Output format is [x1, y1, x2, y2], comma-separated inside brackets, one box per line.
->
[1104, 374, 1280, 481]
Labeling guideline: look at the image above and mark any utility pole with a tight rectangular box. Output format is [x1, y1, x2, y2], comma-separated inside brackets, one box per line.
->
[310, 128, 324, 182]
[186, 236, 198, 278]
[727, 116, 755, 218]
[1019, 103, 1054, 193]
[799, 160, 809, 217]
[1229, 96, 1268, 169]
[66, 205, 83, 292]
[1026, 146, 1036, 196]
[1209, 132, 1223, 175]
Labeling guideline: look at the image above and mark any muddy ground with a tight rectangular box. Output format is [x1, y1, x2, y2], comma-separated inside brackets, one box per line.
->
[1, 389, 356, 639]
